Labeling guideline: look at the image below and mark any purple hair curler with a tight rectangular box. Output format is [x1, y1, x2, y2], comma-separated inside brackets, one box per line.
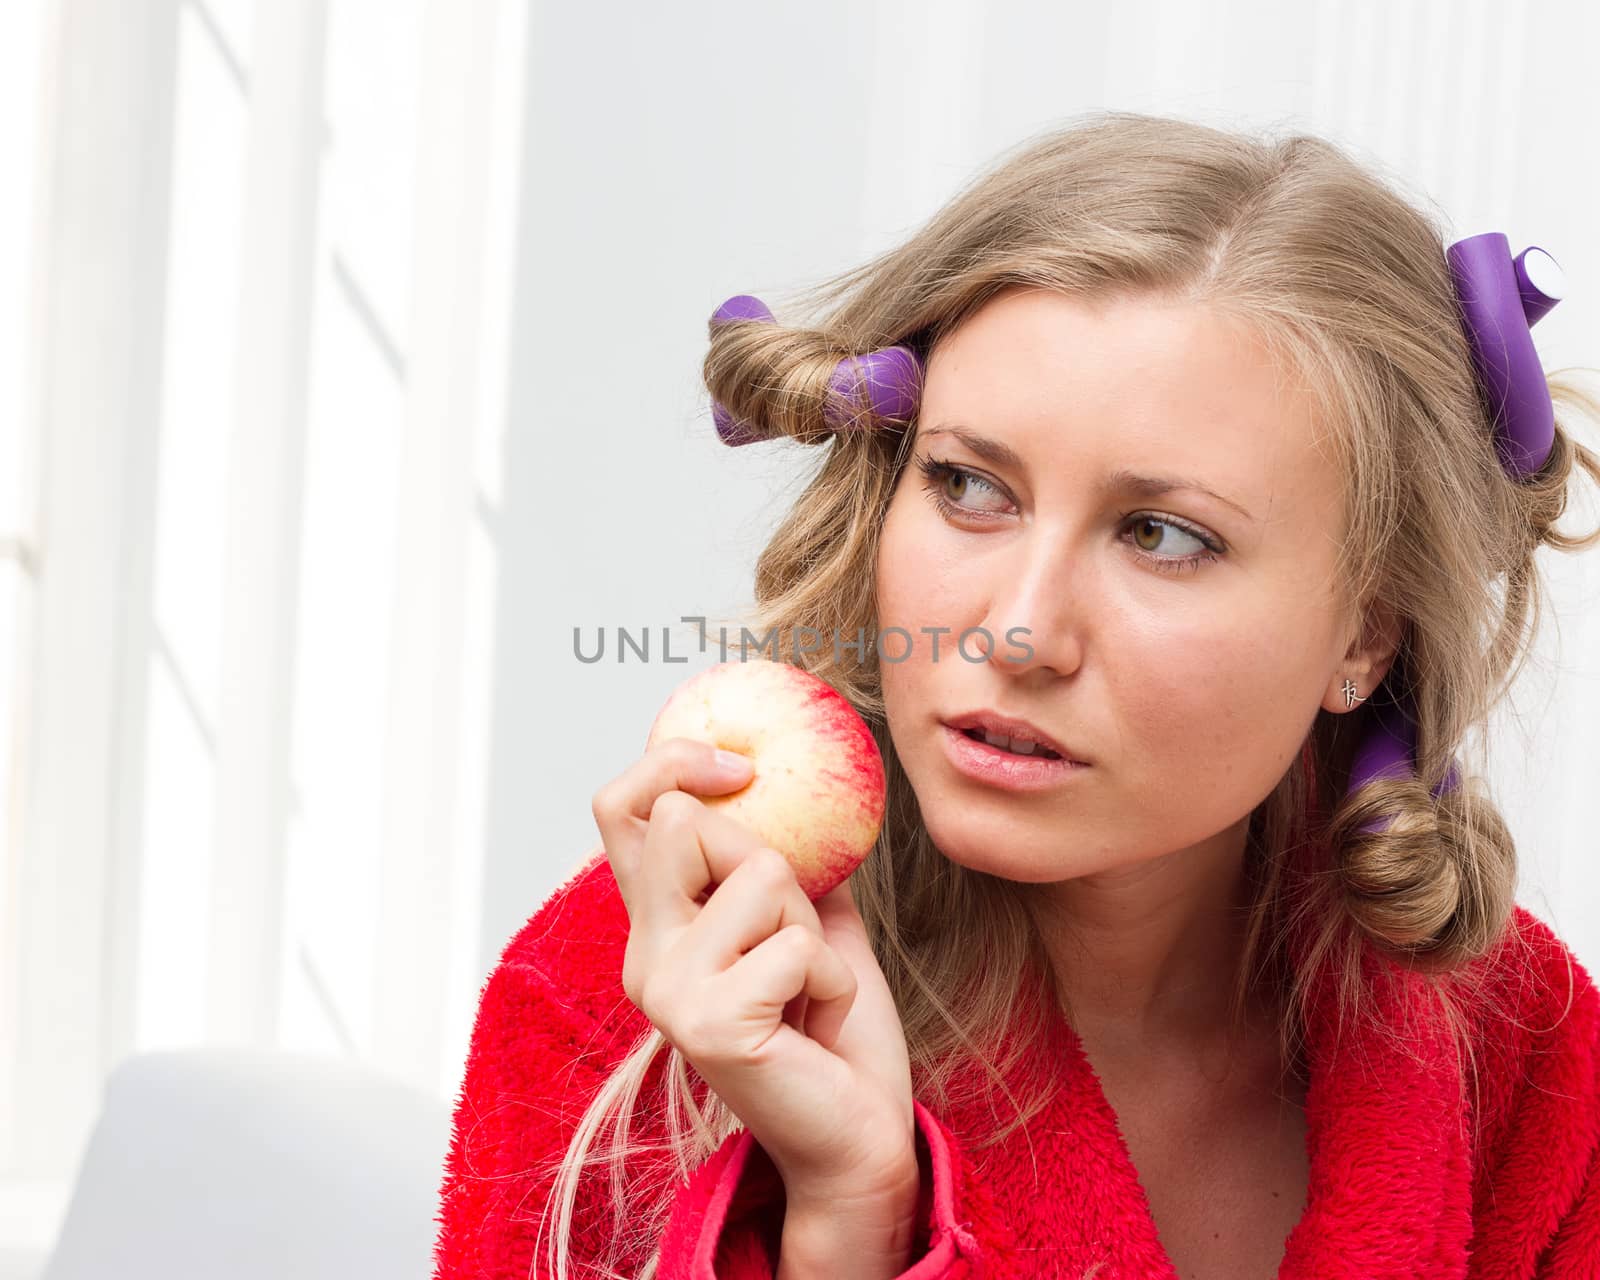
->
[707, 294, 924, 446]
[1447, 234, 1564, 478]
[1344, 674, 1465, 835]
[1344, 233, 1564, 834]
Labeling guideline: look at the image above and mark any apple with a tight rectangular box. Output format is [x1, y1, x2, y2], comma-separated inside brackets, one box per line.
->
[644, 658, 887, 900]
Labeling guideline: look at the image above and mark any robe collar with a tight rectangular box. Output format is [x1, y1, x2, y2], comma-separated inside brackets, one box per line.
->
[951, 923, 1474, 1277]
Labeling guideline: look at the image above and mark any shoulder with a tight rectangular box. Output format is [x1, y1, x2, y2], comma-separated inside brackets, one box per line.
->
[1467, 903, 1600, 1157]
[1452, 906, 1600, 1271]
[1481, 903, 1599, 1033]
[495, 847, 635, 1019]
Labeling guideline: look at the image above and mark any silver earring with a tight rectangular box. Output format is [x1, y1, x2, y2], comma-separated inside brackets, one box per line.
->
[1342, 679, 1367, 710]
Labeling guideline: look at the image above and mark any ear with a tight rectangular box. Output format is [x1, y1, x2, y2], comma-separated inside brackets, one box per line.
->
[1323, 597, 1405, 715]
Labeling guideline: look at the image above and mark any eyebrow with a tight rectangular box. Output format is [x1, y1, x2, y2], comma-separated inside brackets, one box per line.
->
[919, 424, 1256, 522]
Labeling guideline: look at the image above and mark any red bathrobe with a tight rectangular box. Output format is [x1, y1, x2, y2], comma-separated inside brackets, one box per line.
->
[431, 851, 1600, 1278]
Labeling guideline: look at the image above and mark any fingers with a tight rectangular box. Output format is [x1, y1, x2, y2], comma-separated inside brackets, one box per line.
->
[678, 849, 857, 1052]
[597, 734, 860, 1057]
[632, 789, 778, 933]
[630, 843, 858, 1058]
[683, 847, 820, 971]
[593, 736, 754, 918]
[716, 921, 858, 1056]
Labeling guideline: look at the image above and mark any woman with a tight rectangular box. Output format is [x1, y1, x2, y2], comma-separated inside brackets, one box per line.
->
[432, 112, 1600, 1279]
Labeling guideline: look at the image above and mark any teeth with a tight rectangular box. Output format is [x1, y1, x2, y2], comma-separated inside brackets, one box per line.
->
[978, 728, 1060, 758]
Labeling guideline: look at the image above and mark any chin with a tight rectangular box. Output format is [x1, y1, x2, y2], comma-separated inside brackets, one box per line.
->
[918, 806, 1077, 885]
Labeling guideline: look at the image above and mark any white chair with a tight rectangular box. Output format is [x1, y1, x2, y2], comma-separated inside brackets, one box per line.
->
[40, 1048, 451, 1280]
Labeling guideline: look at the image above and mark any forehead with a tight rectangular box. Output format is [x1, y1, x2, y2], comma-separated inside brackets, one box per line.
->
[919, 288, 1328, 509]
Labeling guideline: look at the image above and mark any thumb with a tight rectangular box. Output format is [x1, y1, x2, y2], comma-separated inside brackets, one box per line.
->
[814, 874, 869, 938]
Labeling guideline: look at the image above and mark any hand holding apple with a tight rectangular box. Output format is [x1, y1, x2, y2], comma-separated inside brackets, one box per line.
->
[589, 672, 919, 1220]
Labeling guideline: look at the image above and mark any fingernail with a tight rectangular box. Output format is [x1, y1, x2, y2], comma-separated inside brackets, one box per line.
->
[714, 748, 752, 773]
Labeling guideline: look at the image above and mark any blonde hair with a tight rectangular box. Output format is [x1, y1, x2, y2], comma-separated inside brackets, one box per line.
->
[533, 111, 1600, 1278]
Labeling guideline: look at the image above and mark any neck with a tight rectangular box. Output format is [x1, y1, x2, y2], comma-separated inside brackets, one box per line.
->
[1029, 817, 1265, 1057]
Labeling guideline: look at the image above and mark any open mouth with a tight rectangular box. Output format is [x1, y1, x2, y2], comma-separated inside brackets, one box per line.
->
[959, 726, 1066, 761]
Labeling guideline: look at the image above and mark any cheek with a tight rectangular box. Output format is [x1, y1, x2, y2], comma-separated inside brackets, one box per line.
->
[875, 498, 971, 643]
[1119, 604, 1317, 787]
[1113, 615, 1220, 763]
[874, 500, 973, 727]
[873, 508, 919, 707]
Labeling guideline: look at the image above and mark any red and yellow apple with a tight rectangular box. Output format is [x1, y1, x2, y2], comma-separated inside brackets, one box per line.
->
[644, 658, 886, 900]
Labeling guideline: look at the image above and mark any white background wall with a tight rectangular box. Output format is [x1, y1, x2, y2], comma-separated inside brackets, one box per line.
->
[2, 0, 1598, 1264]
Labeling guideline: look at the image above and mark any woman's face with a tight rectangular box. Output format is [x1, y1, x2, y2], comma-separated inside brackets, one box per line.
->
[875, 286, 1372, 882]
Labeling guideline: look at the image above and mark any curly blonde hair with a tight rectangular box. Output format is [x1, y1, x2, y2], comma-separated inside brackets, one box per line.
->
[532, 110, 1600, 1279]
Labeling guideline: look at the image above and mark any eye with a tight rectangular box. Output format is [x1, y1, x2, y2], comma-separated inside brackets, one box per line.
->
[913, 454, 1226, 577]
[914, 454, 1009, 514]
[1125, 515, 1219, 575]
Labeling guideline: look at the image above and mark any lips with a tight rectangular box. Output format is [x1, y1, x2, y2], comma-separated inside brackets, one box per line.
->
[942, 711, 1087, 765]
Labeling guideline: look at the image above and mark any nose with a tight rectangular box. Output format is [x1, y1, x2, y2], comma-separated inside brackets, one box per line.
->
[970, 533, 1087, 683]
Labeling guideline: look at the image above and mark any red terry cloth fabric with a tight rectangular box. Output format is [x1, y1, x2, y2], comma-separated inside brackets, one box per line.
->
[432, 850, 1600, 1278]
